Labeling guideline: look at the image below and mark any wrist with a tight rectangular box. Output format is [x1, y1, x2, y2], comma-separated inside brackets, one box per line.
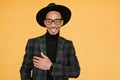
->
[50, 63, 53, 70]
[48, 63, 53, 70]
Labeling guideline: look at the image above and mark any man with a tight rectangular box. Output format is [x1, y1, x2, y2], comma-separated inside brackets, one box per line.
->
[20, 3, 80, 80]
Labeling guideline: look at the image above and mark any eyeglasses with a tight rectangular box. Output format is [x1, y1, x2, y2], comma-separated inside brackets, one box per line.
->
[45, 19, 62, 25]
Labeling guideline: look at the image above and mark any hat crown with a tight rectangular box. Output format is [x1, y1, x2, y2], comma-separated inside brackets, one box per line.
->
[47, 3, 56, 7]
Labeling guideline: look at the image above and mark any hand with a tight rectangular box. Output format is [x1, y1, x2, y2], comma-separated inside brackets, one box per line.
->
[33, 52, 52, 70]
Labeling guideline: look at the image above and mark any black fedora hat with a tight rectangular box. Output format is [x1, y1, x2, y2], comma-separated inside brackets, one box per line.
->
[36, 3, 71, 27]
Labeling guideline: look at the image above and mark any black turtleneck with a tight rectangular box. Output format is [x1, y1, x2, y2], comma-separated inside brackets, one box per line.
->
[46, 31, 59, 63]
[46, 31, 59, 80]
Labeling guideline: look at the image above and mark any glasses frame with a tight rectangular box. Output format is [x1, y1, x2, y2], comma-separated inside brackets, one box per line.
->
[45, 19, 63, 25]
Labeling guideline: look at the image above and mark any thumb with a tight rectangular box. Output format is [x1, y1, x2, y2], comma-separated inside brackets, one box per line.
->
[41, 52, 48, 58]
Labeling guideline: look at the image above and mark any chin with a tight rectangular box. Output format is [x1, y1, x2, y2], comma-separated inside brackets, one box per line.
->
[50, 32, 58, 35]
[51, 33, 57, 35]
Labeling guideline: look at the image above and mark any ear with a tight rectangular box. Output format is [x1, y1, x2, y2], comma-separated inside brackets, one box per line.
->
[61, 20, 64, 26]
[44, 20, 47, 26]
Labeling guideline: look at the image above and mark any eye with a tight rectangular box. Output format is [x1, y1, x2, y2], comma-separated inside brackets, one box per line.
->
[46, 20, 52, 24]
[54, 19, 61, 24]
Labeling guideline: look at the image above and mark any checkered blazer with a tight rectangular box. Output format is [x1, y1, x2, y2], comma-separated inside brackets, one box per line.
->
[20, 34, 80, 80]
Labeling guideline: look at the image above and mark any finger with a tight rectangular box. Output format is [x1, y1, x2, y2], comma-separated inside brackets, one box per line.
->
[33, 56, 41, 60]
[33, 57, 42, 62]
[33, 59, 40, 66]
[33, 62, 39, 68]
[33, 58, 39, 63]
[41, 52, 48, 58]
[34, 65, 39, 68]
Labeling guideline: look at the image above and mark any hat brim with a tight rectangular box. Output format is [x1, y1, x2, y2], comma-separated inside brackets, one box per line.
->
[36, 4, 71, 27]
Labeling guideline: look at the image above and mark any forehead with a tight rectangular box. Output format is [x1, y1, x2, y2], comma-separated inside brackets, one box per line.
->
[45, 11, 62, 19]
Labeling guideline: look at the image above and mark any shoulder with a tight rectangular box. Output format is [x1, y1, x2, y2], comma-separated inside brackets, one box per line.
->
[26, 34, 45, 44]
[60, 37, 75, 50]
[59, 36, 72, 43]
[28, 34, 45, 41]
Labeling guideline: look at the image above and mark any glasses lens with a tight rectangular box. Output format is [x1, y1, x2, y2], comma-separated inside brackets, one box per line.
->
[46, 19, 52, 25]
[45, 19, 62, 25]
[54, 19, 61, 25]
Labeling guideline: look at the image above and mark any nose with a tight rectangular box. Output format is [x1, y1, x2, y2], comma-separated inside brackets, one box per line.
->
[51, 21, 56, 27]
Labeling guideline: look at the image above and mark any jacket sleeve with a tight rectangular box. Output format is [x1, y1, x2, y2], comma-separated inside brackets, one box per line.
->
[20, 39, 34, 80]
[51, 41, 80, 78]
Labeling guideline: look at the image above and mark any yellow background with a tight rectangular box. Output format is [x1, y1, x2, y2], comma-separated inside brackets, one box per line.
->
[0, 0, 120, 80]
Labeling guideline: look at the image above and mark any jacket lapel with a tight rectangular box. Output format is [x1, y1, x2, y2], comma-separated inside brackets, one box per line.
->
[56, 37, 64, 63]
[38, 34, 47, 56]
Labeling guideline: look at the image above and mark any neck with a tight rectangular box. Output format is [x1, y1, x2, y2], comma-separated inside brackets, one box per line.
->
[46, 31, 59, 40]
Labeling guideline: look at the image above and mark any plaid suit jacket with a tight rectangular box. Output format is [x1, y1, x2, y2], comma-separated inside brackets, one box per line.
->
[20, 34, 80, 80]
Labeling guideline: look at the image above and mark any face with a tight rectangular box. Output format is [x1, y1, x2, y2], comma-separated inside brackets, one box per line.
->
[44, 11, 63, 35]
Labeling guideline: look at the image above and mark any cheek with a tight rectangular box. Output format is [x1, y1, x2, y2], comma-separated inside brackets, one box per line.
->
[57, 27, 60, 30]
[57, 26, 61, 29]
[46, 26, 51, 29]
